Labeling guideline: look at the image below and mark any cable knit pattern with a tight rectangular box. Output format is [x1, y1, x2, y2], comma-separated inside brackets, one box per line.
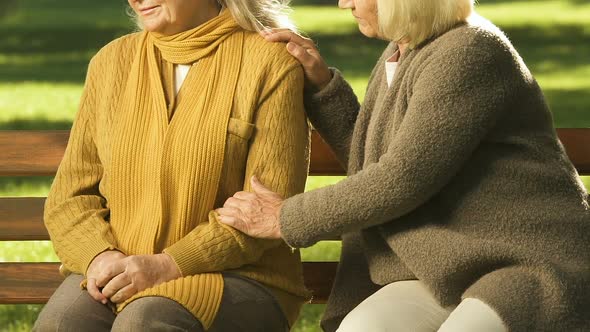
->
[44, 25, 311, 328]
[280, 17, 590, 331]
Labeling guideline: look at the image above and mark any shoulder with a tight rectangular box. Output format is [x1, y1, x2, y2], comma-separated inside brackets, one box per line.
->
[88, 32, 145, 72]
[425, 15, 520, 68]
[409, 15, 528, 88]
[242, 30, 302, 75]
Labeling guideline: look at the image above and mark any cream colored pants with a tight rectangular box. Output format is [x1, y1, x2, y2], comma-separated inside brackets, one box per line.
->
[337, 280, 507, 332]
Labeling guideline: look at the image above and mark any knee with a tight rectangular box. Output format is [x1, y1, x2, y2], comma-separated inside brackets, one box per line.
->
[33, 309, 83, 332]
[112, 299, 158, 331]
[112, 297, 203, 332]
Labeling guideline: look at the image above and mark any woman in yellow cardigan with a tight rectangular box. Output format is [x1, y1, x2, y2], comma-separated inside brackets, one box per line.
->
[33, 0, 310, 331]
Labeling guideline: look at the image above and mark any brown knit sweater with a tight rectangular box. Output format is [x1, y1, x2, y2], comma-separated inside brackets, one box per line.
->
[279, 16, 590, 332]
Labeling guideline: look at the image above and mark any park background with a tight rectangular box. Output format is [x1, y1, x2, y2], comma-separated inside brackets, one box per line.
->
[0, 0, 588, 331]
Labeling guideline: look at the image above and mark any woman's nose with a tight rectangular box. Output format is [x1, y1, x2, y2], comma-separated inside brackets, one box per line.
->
[338, 0, 354, 10]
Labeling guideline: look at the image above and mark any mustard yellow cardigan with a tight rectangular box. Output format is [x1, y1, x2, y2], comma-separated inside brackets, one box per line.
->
[44, 30, 310, 328]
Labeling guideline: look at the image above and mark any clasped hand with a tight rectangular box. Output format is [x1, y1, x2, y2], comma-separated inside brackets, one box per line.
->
[85, 250, 181, 305]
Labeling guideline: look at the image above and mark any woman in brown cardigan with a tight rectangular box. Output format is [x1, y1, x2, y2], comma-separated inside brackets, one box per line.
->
[217, 0, 590, 331]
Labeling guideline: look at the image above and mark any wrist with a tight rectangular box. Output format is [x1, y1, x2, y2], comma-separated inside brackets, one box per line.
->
[317, 70, 332, 91]
[159, 253, 182, 279]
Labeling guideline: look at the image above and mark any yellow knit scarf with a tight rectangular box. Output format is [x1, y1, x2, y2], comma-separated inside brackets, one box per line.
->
[112, 9, 244, 251]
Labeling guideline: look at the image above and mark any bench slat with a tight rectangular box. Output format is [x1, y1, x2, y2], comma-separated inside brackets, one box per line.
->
[0, 131, 70, 177]
[556, 128, 590, 175]
[0, 130, 343, 176]
[0, 263, 63, 304]
[0, 262, 337, 304]
[1, 129, 589, 176]
[0, 198, 47, 241]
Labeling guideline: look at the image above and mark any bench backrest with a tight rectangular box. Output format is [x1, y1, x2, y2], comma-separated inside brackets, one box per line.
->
[1, 129, 589, 304]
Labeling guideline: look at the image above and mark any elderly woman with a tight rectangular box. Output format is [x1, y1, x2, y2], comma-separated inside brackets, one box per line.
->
[34, 0, 310, 331]
[217, 0, 590, 331]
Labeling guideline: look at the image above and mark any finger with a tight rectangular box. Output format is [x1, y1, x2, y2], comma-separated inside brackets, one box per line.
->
[218, 215, 238, 227]
[87, 278, 108, 304]
[95, 259, 126, 287]
[286, 42, 317, 68]
[216, 207, 241, 218]
[264, 30, 310, 47]
[110, 283, 137, 304]
[101, 272, 130, 299]
[233, 191, 257, 200]
[223, 196, 247, 209]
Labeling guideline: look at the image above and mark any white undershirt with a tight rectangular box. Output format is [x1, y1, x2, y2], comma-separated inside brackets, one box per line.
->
[385, 50, 400, 87]
[174, 64, 191, 95]
[172, 6, 223, 95]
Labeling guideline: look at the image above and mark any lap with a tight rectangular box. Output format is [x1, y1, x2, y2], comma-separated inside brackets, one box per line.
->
[337, 280, 507, 332]
[33, 274, 115, 332]
[337, 280, 451, 332]
[208, 273, 290, 332]
[34, 273, 288, 332]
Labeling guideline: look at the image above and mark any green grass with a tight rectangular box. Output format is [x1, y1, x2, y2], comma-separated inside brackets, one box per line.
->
[0, 0, 589, 331]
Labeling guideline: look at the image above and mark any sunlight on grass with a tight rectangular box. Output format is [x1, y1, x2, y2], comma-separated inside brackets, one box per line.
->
[0, 177, 52, 196]
[0, 241, 57, 262]
[0, 83, 80, 127]
[292, 6, 357, 35]
[305, 176, 345, 192]
[301, 241, 341, 262]
[477, 1, 590, 28]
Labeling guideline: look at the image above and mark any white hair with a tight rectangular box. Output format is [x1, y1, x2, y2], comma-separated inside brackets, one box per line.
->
[377, 0, 474, 48]
[221, 0, 295, 32]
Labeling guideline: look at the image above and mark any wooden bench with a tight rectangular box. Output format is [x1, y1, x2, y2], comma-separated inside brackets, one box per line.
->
[1, 129, 589, 305]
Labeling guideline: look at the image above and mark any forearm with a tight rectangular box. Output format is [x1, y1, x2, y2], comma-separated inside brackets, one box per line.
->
[44, 104, 118, 275]
[279, 47, 508, 248]
[163, 212, 282, 276]
[45, 197, 118, 275]
[304, 68, 360, 167]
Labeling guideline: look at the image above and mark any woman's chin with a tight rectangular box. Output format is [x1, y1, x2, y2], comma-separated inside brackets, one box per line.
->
[358, 25, 378, 39]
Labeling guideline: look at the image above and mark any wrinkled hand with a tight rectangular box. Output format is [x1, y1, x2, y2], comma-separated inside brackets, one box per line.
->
[98, 253, 181, 304]
[86, 250, 127, 304]
[217, 176, 284, 239]
[261, 29, 332, 91]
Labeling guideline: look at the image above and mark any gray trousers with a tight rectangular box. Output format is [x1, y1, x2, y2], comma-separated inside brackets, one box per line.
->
[33, 273, 289, 332]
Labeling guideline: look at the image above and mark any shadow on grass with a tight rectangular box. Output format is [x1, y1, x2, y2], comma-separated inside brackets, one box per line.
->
[0, 118, 72, 130]
[0, 26, 129, 83]
[544, 88, 590, 127]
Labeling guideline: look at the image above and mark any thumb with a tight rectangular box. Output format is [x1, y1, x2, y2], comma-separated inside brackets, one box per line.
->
[250, 176, 271, 194]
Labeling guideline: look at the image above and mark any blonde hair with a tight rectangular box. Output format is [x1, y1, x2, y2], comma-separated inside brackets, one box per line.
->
[127, 0, 295, 32]
[377, 0, 474, 48]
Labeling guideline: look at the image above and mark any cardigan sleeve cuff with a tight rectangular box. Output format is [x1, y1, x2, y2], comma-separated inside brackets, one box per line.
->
[79, 241, 119, 276]
[279, 193, 322, 249]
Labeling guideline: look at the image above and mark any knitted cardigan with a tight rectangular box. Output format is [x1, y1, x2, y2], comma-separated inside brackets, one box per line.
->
[44, 29, 310, 328]
[280, 17, 590, 332]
